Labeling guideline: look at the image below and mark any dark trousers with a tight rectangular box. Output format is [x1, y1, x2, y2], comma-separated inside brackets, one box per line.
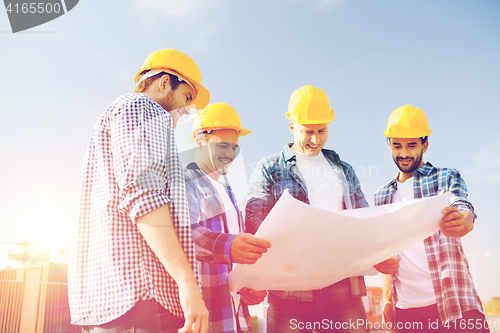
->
[267, 279, 369, 332]
[82, 299, 184, 333]
[395, 304, 490, 333]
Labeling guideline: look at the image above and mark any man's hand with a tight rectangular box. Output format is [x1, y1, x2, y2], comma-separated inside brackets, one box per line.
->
[382, 302, 396, 333]
[177, 282, 209, 333]
[374, 256, 400, 274]
[440, 206, 474, 237]
[230, 233, 272, 264]
[136, 205, 208, 333]
[239, 288, 267, 306]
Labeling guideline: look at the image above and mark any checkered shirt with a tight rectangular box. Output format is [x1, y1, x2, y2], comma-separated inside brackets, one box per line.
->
[185, 163, 252, 333]
[68, 93, 197, 325]
[374, 162, 483, 323]
[245, 144, 368, 301]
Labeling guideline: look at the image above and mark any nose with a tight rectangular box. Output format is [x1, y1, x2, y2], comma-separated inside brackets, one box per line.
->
[221, 146, 236, 160]
[400, 147, 409, 158]
[183, 105, 192, 116]
[310, 134, 320, 144]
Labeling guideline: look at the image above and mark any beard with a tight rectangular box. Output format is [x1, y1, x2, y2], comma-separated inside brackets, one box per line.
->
[393, 153, 423, 174]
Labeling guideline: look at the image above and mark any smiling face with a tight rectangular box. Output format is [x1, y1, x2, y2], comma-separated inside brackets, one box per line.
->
[289, 122, 328, 156]
[389, 137, 429, 181]
[195, 129, 240, 181]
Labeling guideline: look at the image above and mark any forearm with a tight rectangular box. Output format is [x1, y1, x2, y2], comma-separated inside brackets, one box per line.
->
[382, 274, 393, 305]
[244, 199, 268, 235]
[137, 204, 199, 289]
[191, 223, 235, 265]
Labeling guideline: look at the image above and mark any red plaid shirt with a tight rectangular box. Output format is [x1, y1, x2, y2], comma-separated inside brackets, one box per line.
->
[374, 162, 483, 323]
[185, 163, 252, 332]
[68, 94, 197, 325]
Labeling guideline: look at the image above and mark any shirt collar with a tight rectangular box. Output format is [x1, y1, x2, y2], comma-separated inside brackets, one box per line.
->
[282, 143, 341, 164]
[390, 161, 435, 189]
[186, 162, 200, 171]
[415, 161, 435, 176]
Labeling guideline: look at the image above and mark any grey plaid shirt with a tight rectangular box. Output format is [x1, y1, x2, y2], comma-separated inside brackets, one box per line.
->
[245, 144, 368, 301]
[68, 93, 197, 325]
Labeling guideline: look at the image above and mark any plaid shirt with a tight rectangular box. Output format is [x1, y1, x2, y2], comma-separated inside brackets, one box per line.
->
[185, 163, 252, 333]
[374, 162, 483, 323]
[68, 93, 197, 325]
[245, 144, 369, 301]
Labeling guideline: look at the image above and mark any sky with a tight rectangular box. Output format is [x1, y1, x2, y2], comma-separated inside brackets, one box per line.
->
[1, 0, 499, 301]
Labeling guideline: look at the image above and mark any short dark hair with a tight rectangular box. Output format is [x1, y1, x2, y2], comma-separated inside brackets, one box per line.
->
[134, 72, 182, 93]
[387, 136, 428, 145]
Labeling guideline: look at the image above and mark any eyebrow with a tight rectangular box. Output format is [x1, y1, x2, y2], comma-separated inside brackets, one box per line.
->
[393, 141, 418, 145]
[218, 142, 239, 148]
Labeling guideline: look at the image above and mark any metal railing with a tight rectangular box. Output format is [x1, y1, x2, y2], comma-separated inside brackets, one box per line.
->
[0, 263, 80, 333]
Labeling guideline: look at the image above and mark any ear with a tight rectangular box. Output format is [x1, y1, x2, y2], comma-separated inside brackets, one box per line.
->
[158, 75, 171, 93]
[195, 136, 204, 148]
[422, 140, 429, 153]
[288, 122, 295, 133]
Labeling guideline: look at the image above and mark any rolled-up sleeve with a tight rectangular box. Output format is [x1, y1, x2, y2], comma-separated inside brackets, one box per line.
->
[110, 97, 172, 223]
[448, 169, 477, 220]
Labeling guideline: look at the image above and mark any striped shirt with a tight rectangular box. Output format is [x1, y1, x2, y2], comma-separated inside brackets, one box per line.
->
[68, 93, 197, 325]
[374, 162, 483, 323]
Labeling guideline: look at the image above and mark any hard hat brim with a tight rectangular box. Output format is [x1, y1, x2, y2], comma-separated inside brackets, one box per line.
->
[191, 126, 252, 143]
[192, 82, 210, 110]
[286, 109, 335, 124]
[384, 129, 432, 138]
[134, 69, 210, 110]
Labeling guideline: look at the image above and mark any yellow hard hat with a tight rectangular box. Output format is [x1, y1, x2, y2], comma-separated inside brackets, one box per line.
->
[191, 102, 252, 142]
[384, 105, 432, 138]
[286, 85, 335, 124]
[134, 49, 210, 110]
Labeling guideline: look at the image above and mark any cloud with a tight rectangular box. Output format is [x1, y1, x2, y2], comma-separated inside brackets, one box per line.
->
[135, 0, 229, 51]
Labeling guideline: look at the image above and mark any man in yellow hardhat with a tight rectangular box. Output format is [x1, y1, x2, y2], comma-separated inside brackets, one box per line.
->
[69, 49, 210, 333]
[245, 85, 394, 332]
[375, 105, 488, 332]
[185, 102, 271, 333]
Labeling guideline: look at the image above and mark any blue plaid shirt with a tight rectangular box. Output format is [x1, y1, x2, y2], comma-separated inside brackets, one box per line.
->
[245, 144, 369, 301]
[185, 163, 252, 333]
[374, 162, 483, 323]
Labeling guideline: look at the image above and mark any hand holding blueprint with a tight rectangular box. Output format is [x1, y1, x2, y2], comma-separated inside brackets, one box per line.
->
[229, 191, 451, 291]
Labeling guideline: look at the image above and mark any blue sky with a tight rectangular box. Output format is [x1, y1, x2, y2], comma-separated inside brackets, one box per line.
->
[1, 0, 499, 300]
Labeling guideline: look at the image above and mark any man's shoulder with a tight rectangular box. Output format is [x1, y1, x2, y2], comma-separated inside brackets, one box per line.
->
[375, 178, 396, 195]
[105, 93, 157, 112]
[321, 148, 355, 171]
[184, 163, 206, 184]
[418, 162, 461, 178]
[256, 148, 288, 168]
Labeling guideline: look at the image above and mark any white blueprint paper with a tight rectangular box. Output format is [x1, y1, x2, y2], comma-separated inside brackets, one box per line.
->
[229, 191, 451, 292]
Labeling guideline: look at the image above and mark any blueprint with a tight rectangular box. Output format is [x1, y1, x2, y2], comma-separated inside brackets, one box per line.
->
[229, 191, 451, 291]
